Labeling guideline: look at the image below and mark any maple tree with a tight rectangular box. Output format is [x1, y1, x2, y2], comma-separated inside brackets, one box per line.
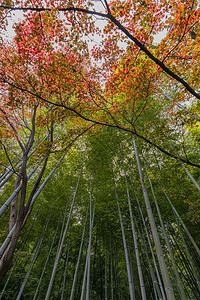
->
[0, 19, 94, 275]
[0, 0, 199, 167]
[0, 0, 200, 284]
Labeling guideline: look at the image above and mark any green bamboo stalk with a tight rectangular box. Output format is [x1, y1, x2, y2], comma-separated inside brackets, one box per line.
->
[45, 150, 86, 300]
[113, 176, 135, 300]
[168, 227, 198, 297]
[33, 215, 62, 300]
[0, 124, 65, 218]
[175, 216, 200, 291]
[60, 241, 71, 299]
[114, 246, 121, 300]
[133, 137, 175, 300]
[0, 215, 39, 300]
[69, 205, 89, 300]
[109, 226, 114, 300]
[145, 165, 187, 300]
[80, 250, 88, 300]
[132, 194, 166, 300]
[181, 164, 200, 191]
[90, 234, 97, 300]
[0, 132, 51, 188]
[119, 150, 147, 300]
[0, 160, 22, 187]
[86, 192, 96, 300]
[138, 227, 163, 300]
[105, 247, 108, 300]
[0, 150, 69, 259]
[144, 157, 200, 259]
[16, 218, 50, 300]
[56, 202, 69, 257]
[81, 191, 96, 300]
[0, 156, 45, 218]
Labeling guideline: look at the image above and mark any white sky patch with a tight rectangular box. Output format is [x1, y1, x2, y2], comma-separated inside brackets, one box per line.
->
[153, 28, 168, 44]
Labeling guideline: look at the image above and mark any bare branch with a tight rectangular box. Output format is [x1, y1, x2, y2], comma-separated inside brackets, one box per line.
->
[0, 142, 22, 178]
[1, 77, 200, 168]
[0, 108, 24, 151]
[104, 0, 111, 14]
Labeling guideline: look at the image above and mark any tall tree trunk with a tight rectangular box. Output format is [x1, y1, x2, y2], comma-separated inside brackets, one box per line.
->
[119, 150, 147, 300]
[60, 241, 71, 300]
[45, 150, 86, 300]
[132, 188, 166, 300]
[16, 218, 49, 300]
[86, 193, 96, 300]
[113, 176, 135, 300]
[133, 137, 175, 300]
[105, 247, 108, 300]
[33, 215, 62, 300]
[0, 148, 67, 279]
[70, 205, 89, 300]
[143, 157, 200, 258]
[181, 164, 200, 191]
[145, 164, 187, 300]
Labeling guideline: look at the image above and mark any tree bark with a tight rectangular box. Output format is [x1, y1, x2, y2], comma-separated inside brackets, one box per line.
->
[9, 170, 22, 231]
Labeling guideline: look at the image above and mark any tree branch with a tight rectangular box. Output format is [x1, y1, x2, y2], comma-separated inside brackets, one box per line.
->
[0, 142, 22, 178]
[1, 77, 200, 169]
[0, 5, 199, 100]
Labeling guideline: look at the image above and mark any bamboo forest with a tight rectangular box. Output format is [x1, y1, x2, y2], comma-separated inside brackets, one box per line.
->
[0, 0, 200, 299]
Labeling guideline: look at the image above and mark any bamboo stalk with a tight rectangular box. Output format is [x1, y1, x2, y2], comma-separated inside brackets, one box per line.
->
[113, 176, 135, 300]
[119, 150, 147, 300]
[33, 214, 62, 300]
[110, 226, 114, 300]
[133, 137, 175, 300]
[0, 151, 69, 258]
[45, 150, 86, 300]
[145, 165, 187, 300]
[60, 241, 71, 299]
[16, 218, 50, 299]
[70, 205, 89, 300]
[0, 215, 39, 300]
[175, 216, 200, 291]
[181, 164, 200, 191]
[143, 156, 200, 258]
[105, 246, 108, 300]
[81, 190, 96, 300]
[132, 195, 166, 300]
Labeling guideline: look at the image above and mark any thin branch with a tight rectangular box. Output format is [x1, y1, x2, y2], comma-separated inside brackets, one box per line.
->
[0, 107, 24, 151]
[0, 142, 22, 178]
[1, 77, 200, 168]
[104, 0, 111, 14]
[0, 161, 21, 177]
[25, 105, 38, 154]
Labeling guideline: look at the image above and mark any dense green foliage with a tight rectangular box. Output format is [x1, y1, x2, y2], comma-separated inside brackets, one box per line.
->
[1, 127, 200, 299]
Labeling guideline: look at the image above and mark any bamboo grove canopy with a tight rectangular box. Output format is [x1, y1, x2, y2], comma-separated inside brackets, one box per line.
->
[0, 0, 200, 299]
